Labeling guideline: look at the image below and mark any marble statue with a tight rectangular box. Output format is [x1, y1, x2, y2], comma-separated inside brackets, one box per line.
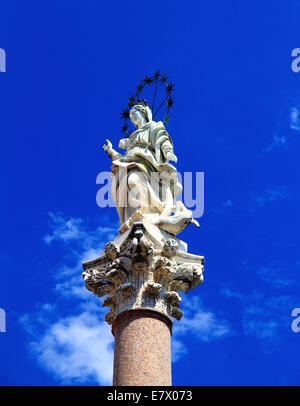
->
[103, 103, 199, 236]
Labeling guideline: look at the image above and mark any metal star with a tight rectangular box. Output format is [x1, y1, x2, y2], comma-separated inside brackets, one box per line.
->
[167, 97, 175, 109]
[154, 70, 160, 81]
[128, 96, 136, 108]
[143, 75, 153, 85]
[165, 82, 174, 95]
[160, 73, 168, 84]
[121, 123, 129, 133]
[121, 108, 130, 120]
[136, 82, 144, 94]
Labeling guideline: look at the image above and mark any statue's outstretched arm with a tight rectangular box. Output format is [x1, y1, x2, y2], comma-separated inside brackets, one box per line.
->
[102, 139, 122, 161]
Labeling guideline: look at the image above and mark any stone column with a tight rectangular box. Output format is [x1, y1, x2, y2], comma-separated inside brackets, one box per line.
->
[112, 309, 172, 386]
[82, 220, 204, 386]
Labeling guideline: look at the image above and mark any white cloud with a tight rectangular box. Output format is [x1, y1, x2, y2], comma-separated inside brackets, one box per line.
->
[213, 185, 297, 216]
[222, 199, 233, 208]
[44, 212, 84, 245]
[21, 213, 118, 385]
[243, 294, 295, 343]
[24, 312, 114, 385]
[260, 134, 287, 154]
[172, 296, 232, 361]
[231, 260, 299, 344]
[253, 186, 292, 208]
[23, 213, 233, 380]
[54, 248, 101, 300]
[174, 307, 231, 340]
[245, 319, 279, 340]
[259, 105, 300, 155]
[171, 338, 187, 363]
[220, 285, 297, 345]
[211, 199, 233, 213]
[257, 265, 295, 288]
[221, 287, 244, 300]
[44, 212, 116, 248]
[45, 213, 117, 299]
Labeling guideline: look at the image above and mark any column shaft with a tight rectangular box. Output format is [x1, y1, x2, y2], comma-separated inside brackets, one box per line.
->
[112, 309, 172, 386]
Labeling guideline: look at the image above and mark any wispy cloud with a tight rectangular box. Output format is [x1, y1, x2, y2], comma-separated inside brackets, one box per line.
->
[44, 212, 116, 249]
[260, 133, 287, 154]
[21, 212, 118, 385]
[43, 212, 84, 245]
[257, 265, 295, 288]
[24, 213, 232, 378]
[221, 287, 244, 300]
[45, 212, 116, 299]
[172, 296, 232, 361]
[211, 199, 233, 213]
[222, 199, 233, 208]
[243, 294, 295, 343]
[259, 104, 300, 155]
[221, 274, 297, 345]
[212, 185, 296, 215]
[22, 311, 114, 385]
[252, 186, 293, 208]
[171, 338, 188, 362]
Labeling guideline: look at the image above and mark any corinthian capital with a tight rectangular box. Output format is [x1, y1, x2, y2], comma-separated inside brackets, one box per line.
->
[82, 220, 204, 325]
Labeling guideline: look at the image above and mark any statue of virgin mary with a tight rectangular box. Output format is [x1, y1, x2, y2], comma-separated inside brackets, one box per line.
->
[103, 103, 198, 236]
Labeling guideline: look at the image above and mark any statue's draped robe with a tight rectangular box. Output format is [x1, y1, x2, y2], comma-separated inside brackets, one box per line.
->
[111, 120, 182, 225]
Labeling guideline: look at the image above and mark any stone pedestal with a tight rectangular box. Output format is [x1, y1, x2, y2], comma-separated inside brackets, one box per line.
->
[82, 219, 204, 386]
[112, 309, 172, 386]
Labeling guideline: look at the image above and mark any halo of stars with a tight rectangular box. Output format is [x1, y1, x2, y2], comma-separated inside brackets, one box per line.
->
[120, 71, 175, 135]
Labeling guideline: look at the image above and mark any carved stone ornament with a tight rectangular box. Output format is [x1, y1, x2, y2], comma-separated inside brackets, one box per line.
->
[83, 219, 204, 324]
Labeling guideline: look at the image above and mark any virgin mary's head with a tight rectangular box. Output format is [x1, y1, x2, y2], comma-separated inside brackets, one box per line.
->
[129, 104, 152, 128]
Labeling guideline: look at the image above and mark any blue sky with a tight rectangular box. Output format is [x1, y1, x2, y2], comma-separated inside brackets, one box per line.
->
[1, 0, 300, 385]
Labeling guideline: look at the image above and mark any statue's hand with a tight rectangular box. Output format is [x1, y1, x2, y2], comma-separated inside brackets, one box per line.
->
[103, 139, 113, 154]
[165, 152, 178, 163]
